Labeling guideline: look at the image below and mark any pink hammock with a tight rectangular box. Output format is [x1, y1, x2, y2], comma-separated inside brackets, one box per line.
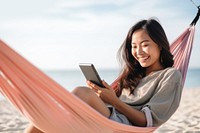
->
[0, 25, 196, 133]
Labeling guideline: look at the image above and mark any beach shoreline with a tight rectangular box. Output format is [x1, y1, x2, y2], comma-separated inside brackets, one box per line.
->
[0, 88, 200, 133]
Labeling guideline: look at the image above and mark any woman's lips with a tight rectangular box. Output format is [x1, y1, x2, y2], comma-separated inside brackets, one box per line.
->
[138, 56, 150, 63]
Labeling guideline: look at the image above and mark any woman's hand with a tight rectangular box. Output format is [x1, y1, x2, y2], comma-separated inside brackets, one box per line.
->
[87, 80, 147, 126]
[87, 80, 119, 105]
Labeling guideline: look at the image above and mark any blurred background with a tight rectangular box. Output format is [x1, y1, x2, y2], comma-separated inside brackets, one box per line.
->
[0, 0, 200, 96]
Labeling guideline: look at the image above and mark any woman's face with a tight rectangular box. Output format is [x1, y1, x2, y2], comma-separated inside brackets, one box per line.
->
[131, 29, 163, 73]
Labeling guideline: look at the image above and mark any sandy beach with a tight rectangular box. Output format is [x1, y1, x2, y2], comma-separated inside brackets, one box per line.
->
[0, 88, 200, 133]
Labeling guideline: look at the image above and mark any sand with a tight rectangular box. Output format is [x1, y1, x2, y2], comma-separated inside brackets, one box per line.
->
[0, 100, 29, 133]
[0, 88, 200, 133]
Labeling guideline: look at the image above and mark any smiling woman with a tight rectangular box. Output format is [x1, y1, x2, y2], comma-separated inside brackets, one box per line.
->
[23, 18, 183, 132]
[0, 16, 196, 132]
[69, 18, 182, 128]
[131, 29, 163, 75]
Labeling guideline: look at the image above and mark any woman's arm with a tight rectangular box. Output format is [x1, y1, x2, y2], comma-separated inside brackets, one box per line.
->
[111, 97, 147, 126]
[87, 80, 147, 127]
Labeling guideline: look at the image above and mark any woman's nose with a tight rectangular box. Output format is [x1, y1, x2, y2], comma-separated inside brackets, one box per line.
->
[136, 47, 144, 55]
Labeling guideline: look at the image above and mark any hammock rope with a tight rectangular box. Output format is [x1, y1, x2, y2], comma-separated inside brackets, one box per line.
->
[190, 5, 200, 26]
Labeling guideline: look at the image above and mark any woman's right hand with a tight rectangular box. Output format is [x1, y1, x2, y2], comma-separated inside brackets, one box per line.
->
[86, 80, 119, 105]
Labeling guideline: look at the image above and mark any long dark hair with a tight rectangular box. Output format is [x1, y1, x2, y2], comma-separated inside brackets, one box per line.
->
[117, 18, 174, 95]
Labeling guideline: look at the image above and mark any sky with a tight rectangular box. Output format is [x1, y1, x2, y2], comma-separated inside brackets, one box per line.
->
[0, 0, 200, 70]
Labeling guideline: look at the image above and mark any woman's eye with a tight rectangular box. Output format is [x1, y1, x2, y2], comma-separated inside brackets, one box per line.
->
[132, 45, 137, 49]
[142, 44, 149, 47]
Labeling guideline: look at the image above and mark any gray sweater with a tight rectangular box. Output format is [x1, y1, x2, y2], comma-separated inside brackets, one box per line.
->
[119, 67, 183, 127]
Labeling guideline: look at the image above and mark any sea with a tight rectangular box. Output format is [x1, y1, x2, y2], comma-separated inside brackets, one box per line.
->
[0, 68, 200, 100]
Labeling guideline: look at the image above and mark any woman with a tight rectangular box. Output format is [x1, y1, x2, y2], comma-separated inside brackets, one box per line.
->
[25, 18, 183, 132]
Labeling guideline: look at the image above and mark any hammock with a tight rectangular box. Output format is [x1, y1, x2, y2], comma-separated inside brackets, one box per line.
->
[0, 15, 198, 132]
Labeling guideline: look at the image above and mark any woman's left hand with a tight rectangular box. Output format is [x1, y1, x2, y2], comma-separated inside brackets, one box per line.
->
[87, 80, 119, 105]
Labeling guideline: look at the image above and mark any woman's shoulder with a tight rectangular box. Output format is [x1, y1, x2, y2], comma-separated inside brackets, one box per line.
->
[163, 67, 182, 77]
[160, 67, 182, 82]
[145, 67, 181, 80]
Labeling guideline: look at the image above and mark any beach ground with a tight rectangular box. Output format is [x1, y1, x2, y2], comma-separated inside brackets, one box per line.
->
[0, 88, 200, 133]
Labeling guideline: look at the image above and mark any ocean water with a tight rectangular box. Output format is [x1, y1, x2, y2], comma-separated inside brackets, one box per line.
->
[43, 69, 120, 91]
[44, 68, 200, 90]
[0, 68, 200, 99]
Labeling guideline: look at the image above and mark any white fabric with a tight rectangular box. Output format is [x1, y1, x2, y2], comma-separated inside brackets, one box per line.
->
[142, 107, 153, 127]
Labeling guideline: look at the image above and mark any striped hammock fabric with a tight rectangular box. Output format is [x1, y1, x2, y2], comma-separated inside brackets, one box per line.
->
[0, 25, 195, 133]
[170, 26, 195, 86]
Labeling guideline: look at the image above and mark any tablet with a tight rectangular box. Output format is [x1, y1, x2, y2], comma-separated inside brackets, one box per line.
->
[79, 63, 104, 87]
